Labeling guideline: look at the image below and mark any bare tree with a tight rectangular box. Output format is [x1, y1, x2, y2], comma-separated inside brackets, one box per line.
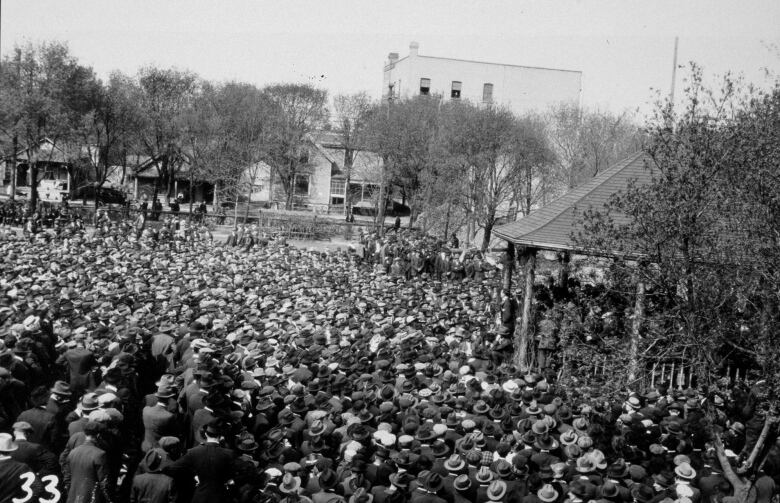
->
[332, 92, 374, 217]
[261, 84, 328, 210]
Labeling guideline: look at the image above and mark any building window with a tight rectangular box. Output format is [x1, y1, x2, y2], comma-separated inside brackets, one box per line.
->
[483, 83, 493, 103]
[451, 81, 462, 99]
[420, 78, 431, 96]
[387, 84, 395, 99]
[294, 174, 310, 196]
[330, 179, 346, 196]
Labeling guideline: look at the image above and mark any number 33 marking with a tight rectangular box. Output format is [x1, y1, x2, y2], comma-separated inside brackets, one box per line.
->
[13, 472, 60, 503]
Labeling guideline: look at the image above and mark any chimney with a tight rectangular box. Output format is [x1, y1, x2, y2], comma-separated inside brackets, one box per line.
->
[387, 52, 399, 65]
[409, 41, 419, 57]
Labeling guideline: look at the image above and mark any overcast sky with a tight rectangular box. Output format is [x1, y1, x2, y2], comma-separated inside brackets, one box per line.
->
[2, 0, 779, 118]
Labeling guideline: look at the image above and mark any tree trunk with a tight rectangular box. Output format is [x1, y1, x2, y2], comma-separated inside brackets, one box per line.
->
[465, 208, 473, 248]
[344, 149, 354, 217]
[243, 182, 252, 223]
[628, 280, 645, 381]
[188, 166, 195, 216]
[481, 218, 494, 252]
[514, 247, 537, 371]
[29, 159, 39, 212]
[443, 200, 452, 241]
[376, 161, 388, 236]
[8, 135, 17, 201]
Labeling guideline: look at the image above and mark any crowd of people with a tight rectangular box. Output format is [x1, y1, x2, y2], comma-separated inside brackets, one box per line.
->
[0, 211, 777, 503]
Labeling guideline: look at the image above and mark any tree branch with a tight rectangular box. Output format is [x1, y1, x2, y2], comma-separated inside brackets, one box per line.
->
[712, 432, 746, 489]
[739, 414, 778, 473]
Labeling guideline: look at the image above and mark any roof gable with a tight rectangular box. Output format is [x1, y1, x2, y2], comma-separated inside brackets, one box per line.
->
[493, 152, 655, 252]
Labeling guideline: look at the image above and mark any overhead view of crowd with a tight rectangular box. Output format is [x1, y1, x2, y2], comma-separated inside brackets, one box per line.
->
[0, 220, 777, 503]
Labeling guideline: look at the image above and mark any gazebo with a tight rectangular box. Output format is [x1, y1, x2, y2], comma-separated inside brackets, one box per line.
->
[492, 151, 657, 370]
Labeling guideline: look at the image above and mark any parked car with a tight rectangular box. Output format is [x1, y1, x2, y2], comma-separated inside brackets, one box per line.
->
[72, 185, 127, 205]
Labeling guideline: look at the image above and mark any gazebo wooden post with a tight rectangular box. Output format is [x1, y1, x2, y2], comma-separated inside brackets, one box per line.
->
[557, 251, 571, 288]
[514, 246, 537, 371]
[502, 243, 515, 293]
[628, 278, 646, 381]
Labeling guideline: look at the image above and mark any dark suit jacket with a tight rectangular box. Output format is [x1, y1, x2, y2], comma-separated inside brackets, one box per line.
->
[0, 457, 36, 503]
[60, 347, 96, 394]
[143, 405, 179, 452]
[10, 439, 59, 476]
[64, 440, 113, 503]
[189, 408, 215, 447]
[16, 407, 56, 450]
[130, 472, 177, 503]
[165, 443, 235, 503]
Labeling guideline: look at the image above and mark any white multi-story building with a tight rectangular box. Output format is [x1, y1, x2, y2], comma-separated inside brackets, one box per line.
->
[382, 42, 582, 114]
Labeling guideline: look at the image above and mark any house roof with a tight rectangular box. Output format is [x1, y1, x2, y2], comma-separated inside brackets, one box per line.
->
[493, 152, 655, 253]
[12, 138, 88, 164]
[308, 131, 382, 183]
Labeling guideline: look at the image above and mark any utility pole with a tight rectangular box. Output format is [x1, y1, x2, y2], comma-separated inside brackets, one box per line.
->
[670, 37, 679, 104]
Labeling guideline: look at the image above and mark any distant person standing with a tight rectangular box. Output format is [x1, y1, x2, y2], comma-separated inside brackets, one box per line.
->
[140, 196, 149, 219]
[152, 198, 162, 221]
[449, 232, 460, 249]
[169, 197, 180, 216]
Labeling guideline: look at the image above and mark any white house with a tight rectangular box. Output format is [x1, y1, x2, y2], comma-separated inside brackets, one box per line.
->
[382, 42, 582, 114]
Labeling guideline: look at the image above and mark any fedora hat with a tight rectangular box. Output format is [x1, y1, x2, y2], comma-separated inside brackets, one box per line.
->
[421, 471, 444, 493]
[143, 450, 164, 473]
[473, 400, 490, 414]
[81, 393, 100, 411]
[538, 483, 559, 502]
[526, 404, 542, 415]
[0, 433, 18, 452]
[535, 435, 558, 451]
[476, 466, 494, 484]
[532, 421, 549, 437]
[560, 430, 578, 446]
[487, 480, 507, 501]
[238, 438, 259, 452]
[631, 484, 655, 503]
[576, 455, 596, 473]
[155, 385, 176, 399]
[388, 471, 413, 489]
[607, 458, 629, 479]
[318, 468, 339, 490]
[674, 462, 696, 480]
[444, 453, 466, 472]
[431, 441, 450, 458]
[570, 480, 596, 500]
[600, 481, 620, 499]
[453, 474, 471, 492]
[279, 473, 301, 494]
[50, 381, 72, 396]
[494, 459, 513, 479]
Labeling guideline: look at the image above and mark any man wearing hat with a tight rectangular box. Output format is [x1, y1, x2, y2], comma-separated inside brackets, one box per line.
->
[10, 421, 58, 476]
[410, 470, 446, 503]
[131, 450, 176, 503]
[57, 336, 97, 397]
[142, 385, 179, 452]
[63, 421, 115, 503]
[312, 467, 344, 503]
[67, 393, 100, 437]
[164, 421, 235, 503]
[16, 386, 58, 451]
[0, 432, 36, 503]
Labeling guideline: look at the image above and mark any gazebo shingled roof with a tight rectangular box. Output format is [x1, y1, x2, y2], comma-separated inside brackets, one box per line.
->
[493, 152, 656, 253]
